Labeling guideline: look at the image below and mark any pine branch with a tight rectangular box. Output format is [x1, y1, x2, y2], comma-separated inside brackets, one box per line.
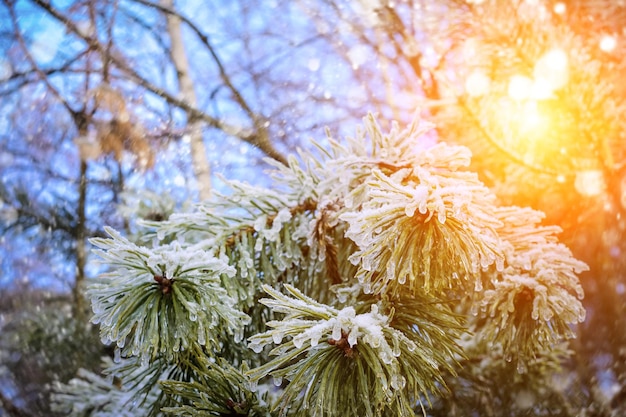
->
[56, 113, 588, 416]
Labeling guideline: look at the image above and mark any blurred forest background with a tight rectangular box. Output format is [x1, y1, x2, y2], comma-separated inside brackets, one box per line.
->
[1, 0, 625, 415]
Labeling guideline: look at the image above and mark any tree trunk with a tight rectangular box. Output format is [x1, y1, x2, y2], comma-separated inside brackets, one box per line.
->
[162, 0, 212, 200]
[74, 159, 87, 324]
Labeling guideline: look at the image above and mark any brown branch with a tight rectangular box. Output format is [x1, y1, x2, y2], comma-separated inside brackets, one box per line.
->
[4, 0, 76, 116]
[0, 390, 34, 417]
[131, 0, 286, 166]
[130, 0, 256, 120]
[31, 0, 287, 165]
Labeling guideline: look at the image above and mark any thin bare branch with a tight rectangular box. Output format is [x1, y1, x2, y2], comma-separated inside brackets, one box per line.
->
[31, 0, 287, 165]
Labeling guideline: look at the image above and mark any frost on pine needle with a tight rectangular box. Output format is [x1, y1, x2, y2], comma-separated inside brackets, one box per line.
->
[51, 358, 161, 417]
[160, 357, 273, 417]
[57, 113, 589, 416]
[475, 206, 588, 367]
[89, 227, 250, 363]
[247, 285, 463, 416]
[341, 148, 503, 296]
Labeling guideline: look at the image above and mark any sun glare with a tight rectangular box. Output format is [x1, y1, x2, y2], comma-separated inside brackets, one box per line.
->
[534, 48, 569, 91]
[508, 75, 533, 101]
[574, 169, 605, 197]
[465, 69, 491, 97]
[600, 35, 617, 52]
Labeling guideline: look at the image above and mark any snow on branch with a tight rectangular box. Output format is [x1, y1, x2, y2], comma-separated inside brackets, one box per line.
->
[88, 227, 250, 364]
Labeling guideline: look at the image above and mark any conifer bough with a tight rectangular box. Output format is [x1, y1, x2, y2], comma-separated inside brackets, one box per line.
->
[53, 114, 587, 416]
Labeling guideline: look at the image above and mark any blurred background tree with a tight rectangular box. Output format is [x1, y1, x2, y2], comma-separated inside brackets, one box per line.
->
[1, 0, 625, 415]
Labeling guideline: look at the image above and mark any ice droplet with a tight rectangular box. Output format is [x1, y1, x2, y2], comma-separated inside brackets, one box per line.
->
[386, 260, 396, 281]
[248, 380, 258, 392]
[250, 343, 263, 354]
[391, 374, 406, 390]
[405, 340, 417, 352]
[380, 351, 392, 365]
[332, 324, 342, 341]
[470, 303, 479, 316]
[233, 329, 244, 343]
[293, 336, 304, 349]
[272, 332, 283, 344]
[392, 343, 401, 357]
[531, 306, 539, 320]
[273, 376, 283, 387]
[517, 361, 527, 374]
[496, 257, 505, 272]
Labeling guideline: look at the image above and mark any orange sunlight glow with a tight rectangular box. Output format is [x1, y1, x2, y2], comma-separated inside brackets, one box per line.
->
[465, 47, 576, 171]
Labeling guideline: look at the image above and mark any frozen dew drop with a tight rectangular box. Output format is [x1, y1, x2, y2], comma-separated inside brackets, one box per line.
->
[474, 279, 483, 292]
[250, 343, 264, 354]
[380, 350, 392, 365]
[386, 260, 396, 281]
[348, 331, 358, 348]
[332, 324, 342, 341]
[517, 360, 528, 374]
[233, 328, 244, 343]
[392, 343, 401, 357]
[272, 332, 283, 344]
[531, 306, 540, 320]
[405, 340, 417, 352]
[496, 257, 505, 272]
[293, 336, 304, 349]
[273, 376, 283, 387]
[114, 348, 122, 363]
[248, 380, 258, 392]
[470, 303, 479, 316]
[541, 306, 554, 321]
[391, 374, 406, 390]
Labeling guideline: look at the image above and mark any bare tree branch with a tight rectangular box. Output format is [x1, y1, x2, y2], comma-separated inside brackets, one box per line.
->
[0, 390, 34, 417]
[31, 0, 287, 165]
[161, 0, 212, 199]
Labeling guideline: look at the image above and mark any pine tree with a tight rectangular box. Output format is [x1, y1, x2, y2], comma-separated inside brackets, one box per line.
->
[52, 113, 587, 416]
